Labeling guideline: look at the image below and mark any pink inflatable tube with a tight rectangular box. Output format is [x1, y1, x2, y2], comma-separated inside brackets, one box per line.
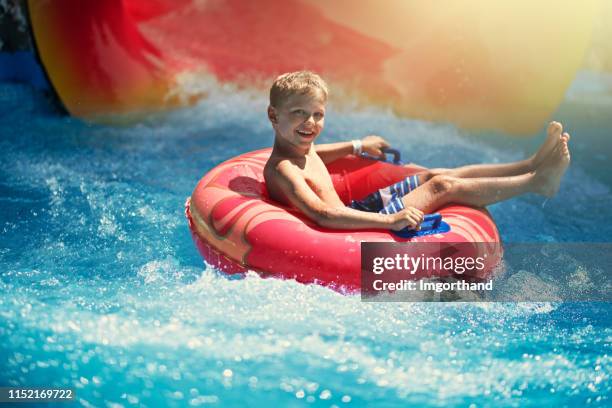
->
[186, 149, 502, 293]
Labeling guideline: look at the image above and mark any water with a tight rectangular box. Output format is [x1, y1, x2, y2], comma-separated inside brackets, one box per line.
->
[0, 77, 610, 407]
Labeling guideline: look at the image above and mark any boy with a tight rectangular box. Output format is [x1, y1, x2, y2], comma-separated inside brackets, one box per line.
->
[264, 71, 570, 231]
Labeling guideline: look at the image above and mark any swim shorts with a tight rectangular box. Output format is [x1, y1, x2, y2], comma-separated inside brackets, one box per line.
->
[348, 175, 420, 215]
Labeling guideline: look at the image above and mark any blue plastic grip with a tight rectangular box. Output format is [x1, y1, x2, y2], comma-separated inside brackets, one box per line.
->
[381, 148, 402, 164]
[392, 213, 450, 238]
[361, 147, 403, 165]
[421, 213, 442, 231]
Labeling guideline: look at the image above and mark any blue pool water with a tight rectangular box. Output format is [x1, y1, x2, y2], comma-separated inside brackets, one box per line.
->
[0, 76, 610, 407]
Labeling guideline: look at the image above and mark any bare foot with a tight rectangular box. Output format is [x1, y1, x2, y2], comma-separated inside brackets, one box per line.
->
[532, 138, 571, 197]
[530, 121, 563, 169]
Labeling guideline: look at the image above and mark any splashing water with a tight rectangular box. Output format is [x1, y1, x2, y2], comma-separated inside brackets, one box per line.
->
[0, 77, 610, 407]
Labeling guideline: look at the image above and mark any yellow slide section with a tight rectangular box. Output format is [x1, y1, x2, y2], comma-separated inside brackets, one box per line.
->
[311, 0, 599, 133]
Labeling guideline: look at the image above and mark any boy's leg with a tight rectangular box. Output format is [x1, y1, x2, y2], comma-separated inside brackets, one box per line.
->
[402, 138, 570, 213]
[415, 122, 569, 183]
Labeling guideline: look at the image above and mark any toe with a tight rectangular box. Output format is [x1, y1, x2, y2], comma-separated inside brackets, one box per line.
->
[548, 121, 562, 136]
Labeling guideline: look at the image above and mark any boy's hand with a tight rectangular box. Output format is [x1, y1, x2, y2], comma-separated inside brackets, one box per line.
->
[390, 207, 424, 231]
[361, 135, 390, 158]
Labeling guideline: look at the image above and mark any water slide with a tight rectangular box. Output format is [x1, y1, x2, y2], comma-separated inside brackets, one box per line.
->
[24, 0, 612, 133]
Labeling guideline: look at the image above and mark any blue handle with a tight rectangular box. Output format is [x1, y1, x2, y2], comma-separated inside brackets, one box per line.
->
[392, 213, 450, 238]
[421, 213, 442, 231]
[381, 148, 402, 164]
[361, 147, 403, 165]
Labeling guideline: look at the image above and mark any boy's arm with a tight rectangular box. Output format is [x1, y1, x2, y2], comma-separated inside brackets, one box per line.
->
[316, 135, 390, 164]
[274, 162, 423, 231]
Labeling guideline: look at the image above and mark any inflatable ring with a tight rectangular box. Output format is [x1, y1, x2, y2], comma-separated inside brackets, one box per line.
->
[186, 148, 501, 293]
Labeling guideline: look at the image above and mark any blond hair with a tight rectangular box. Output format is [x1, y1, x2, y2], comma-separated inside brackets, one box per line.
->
[269, 71, 328, 108]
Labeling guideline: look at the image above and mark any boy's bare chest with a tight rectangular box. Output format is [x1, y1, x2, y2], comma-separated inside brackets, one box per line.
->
[302, 158, 336, 195]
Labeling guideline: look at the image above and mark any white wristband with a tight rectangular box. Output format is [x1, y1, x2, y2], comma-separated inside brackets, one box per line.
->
[352, 139, 363, 155]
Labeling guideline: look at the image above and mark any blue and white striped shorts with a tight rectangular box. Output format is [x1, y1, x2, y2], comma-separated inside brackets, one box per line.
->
[348, 175, 420, 215]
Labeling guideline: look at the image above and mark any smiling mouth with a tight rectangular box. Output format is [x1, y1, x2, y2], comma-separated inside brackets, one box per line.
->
[296, 129, 315, 137]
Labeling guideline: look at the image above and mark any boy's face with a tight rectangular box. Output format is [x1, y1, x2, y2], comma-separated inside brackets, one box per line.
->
[269, 90, 326, 151]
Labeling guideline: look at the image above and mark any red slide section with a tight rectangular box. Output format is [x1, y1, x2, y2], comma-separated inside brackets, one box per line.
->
[28, 0, 599, 133]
